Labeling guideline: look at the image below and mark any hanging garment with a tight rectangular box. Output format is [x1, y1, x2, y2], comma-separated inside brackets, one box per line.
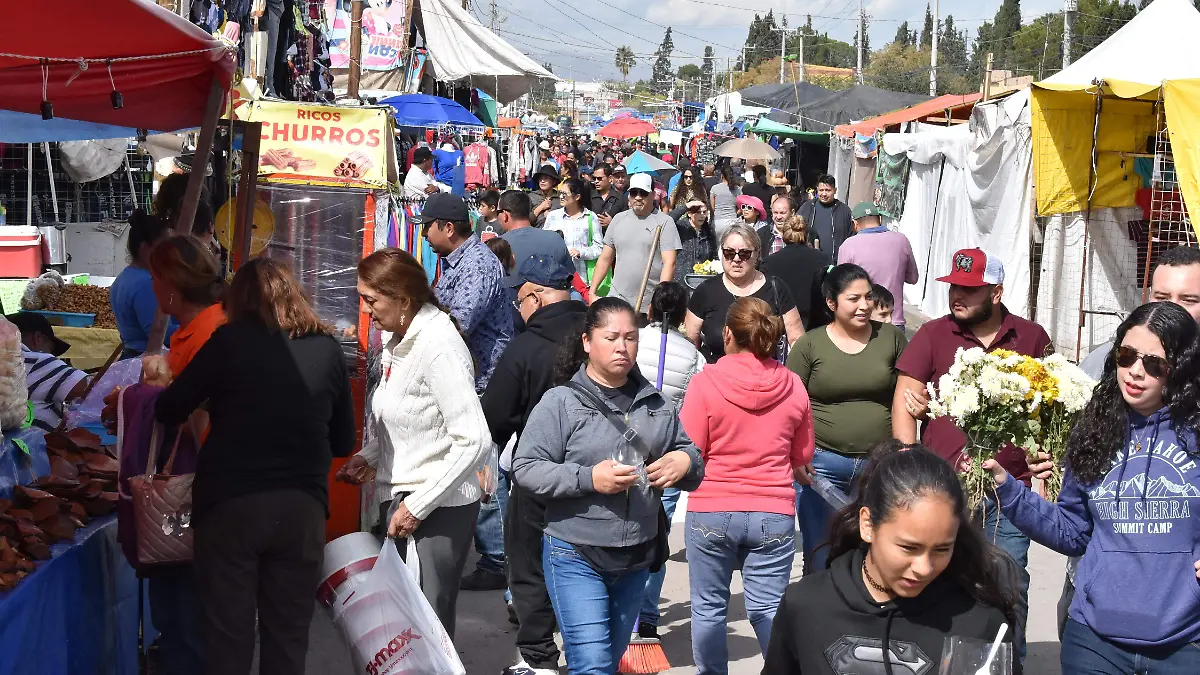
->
[433, 147, 463, 184]
[463, 142, 491, 187]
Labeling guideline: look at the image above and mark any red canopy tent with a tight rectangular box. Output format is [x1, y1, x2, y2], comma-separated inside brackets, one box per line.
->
[599, 117, 656, 139]
[0, 0, 236, 132]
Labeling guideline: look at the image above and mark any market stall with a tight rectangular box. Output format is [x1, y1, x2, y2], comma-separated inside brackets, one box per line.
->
[0, 3, 235, 672]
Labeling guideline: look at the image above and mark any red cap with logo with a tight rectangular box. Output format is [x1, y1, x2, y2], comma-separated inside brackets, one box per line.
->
[936, 248, 1005, 287]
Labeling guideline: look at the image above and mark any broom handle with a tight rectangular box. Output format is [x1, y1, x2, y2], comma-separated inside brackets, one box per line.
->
[633, 223, 665, 315]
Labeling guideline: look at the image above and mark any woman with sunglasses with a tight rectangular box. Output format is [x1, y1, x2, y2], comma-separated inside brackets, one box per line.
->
[787, 263, 908, 573]
[684, 224, 804, 363]
[544, 177, 601, 283]
[668, 166, 708, 219]
[735, 194, 767, 227]
[986, 301, 1200, 675]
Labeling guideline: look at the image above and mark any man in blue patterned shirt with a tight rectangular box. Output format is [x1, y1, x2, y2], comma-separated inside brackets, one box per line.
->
[420, 193, 514, 393]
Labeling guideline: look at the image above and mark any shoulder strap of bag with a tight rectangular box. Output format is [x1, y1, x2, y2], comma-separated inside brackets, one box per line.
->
[564, 381, 652, 459]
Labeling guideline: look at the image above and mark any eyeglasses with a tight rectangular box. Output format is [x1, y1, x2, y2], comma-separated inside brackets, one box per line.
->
[512, 289, 539, 310]
[629, 189, 650, 198]
[421, 220, 436, 236]
[740, 204, 757, 211]
[721, 247, 754, 262]
[1115, 346, 1171, 378]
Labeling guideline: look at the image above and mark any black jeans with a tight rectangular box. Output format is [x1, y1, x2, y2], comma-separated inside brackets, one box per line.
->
[194, 489, 325, 675]
[263, 0, 284, 95]
[506, 483, 561, 670]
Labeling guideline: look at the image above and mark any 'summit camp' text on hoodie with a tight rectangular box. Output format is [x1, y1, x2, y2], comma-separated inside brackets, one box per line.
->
[997, 407, 1200, 648]
[679, 351, 815, 515]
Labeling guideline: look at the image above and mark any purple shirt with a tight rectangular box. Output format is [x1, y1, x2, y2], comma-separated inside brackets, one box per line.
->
[837, 226, 918, 326]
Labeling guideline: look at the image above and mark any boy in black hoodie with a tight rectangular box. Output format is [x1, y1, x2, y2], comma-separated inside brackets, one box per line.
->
[764, 443, 1021, 675]
[481, 254, 588, 675]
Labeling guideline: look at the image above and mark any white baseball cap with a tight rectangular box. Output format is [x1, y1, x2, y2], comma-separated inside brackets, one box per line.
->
[628, 173, 653, 193]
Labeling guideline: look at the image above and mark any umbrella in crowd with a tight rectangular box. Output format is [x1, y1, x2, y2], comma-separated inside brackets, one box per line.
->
[380, 93, 484, 128]
[622, 150, 677, 177]
[598, 116, 655, 139]
[715, 137, 781, 161]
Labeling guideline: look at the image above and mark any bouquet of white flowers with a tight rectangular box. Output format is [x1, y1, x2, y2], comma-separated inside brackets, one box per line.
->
[927, 348, 1095, 509]
[691, 259, 722, 276]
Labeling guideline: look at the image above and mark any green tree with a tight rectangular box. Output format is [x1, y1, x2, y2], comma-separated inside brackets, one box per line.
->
[864, 42, 928, 94]
[993, 0, 1023, 70]
[614, 46, 636, 82]
[787, 15, 856, 69]
[938, 14, 971, 90]
[853, 15, 871, 68]
[652, 28, 675, 96]
[894, 20, 913, 47]
[677, 64, 702, 80]
[921, 3, 934, 49]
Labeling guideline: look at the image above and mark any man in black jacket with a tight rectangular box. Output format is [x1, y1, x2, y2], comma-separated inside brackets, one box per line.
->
[482, 254, 587, 675]
[798, 174, 853, 260]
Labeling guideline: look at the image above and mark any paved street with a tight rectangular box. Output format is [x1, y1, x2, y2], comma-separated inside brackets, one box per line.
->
[300, 495, 1067, 674]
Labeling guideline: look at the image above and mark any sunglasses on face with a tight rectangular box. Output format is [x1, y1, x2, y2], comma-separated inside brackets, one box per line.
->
[684, 174, 694, 179]
[721, 247, 754, 262]
[1115, 346, 1171, 378]
[629, 189, 650, 198]
[740, 205, 756, 211]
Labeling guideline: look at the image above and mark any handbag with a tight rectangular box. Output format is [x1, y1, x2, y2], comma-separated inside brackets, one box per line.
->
[129, 423, 194, 565]
[583, 213, 612, 298]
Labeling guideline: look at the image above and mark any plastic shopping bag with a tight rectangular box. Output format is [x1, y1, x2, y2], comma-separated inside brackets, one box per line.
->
[331, 539, 465, 675]
[477, 441, 499, 500]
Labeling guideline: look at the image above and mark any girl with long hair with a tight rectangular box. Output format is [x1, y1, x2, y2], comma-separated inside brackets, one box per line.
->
[680, 297, 815, 674]
[514, 297, 704, 675]
[544, 177, 601, 283]
[669, 166, 708, 212]
[763, 442, 1019, 675]
[155, 258, 355, 675]
[987, 302, 1200, 674]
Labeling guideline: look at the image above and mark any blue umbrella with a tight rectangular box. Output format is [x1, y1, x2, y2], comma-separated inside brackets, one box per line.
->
[379, 94, 484, 128]
[622, 150, 678, 178]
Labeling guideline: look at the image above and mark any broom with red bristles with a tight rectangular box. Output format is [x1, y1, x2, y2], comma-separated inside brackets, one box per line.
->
[618, 622, 671, 674]
[618, 320, 674, 674]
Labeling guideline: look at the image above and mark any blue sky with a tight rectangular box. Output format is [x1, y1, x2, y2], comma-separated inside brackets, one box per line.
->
[470, 0, 1066, 81]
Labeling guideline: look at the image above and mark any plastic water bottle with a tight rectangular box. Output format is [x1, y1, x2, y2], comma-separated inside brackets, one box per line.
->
[810, 473, 851, 509]
[0, 203, 6, 226]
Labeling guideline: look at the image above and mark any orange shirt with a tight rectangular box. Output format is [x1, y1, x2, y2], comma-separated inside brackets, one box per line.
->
[166, 303, 226, 377]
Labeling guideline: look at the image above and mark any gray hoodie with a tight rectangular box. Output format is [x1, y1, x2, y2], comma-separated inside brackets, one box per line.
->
[513, 365, 704, 548]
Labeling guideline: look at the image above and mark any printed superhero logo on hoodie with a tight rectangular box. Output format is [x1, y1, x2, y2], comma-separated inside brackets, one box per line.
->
[824, 636, 933, 675]
[1088, 434, 1200, 542]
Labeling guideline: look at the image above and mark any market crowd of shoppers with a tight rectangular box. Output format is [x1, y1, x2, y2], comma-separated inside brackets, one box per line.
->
[112, 136, 1200, 675]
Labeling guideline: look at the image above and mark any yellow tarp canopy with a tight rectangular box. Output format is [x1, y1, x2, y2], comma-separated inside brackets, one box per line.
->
[1163, 79, 1200, 235]
[1031, 83, 1157, 216]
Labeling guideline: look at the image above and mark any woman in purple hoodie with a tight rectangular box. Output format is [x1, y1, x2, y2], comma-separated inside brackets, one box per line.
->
[986, 302, 1200, 674]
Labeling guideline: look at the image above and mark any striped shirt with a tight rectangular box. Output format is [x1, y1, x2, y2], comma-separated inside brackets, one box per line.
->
[23, 346, 88, 431]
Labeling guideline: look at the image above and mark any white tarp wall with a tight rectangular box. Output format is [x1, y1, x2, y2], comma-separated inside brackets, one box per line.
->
[884, 90, 1034, 321]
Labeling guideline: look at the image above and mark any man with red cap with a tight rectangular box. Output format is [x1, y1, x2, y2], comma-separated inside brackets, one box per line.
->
[891, 247, 1051, 664]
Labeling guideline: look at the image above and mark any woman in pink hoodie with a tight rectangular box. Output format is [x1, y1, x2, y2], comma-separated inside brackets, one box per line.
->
[678, 296, 815, 675]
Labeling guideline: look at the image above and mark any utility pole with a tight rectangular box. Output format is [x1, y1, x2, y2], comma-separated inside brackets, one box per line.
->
[461, 0, 467, 9]
[772, 26, 788, 84]
[856, 0, 864, 84]
[982, 52, 994, 101]
[489, 0, 496, 29]
[797, 33, 805, 82]
[1063, 0, 1077, 69]
[929, 0, 939, 96]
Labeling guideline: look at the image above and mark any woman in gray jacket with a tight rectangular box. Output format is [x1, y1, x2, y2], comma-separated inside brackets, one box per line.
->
[513, 297, 704, 675]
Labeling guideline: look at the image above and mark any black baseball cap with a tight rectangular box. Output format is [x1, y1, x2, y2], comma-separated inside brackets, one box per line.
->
[505, 253, 575, 290]
[610, 164, 627, 176]
[412, 192, 469, 224]
[6, 312, 70, 356]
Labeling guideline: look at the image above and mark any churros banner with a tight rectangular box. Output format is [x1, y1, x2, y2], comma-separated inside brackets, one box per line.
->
[239, 100, 391, 188]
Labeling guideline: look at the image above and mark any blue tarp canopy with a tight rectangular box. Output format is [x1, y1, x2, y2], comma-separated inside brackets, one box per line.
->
[380, 94, 484, 128]
[0, 110, 143, 143]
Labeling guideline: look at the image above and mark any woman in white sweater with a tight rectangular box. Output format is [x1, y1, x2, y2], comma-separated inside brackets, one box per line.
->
[633, 281, 705, 643]
[337, 248, 490, 639]
[543, 177, 602, 282]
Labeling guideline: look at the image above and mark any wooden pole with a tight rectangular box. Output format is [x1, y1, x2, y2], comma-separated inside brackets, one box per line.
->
[144, 76, 225, 354]
[348, 0, 364, 98]
[982, 52, 994, 102]
[232, 121, 263, 271]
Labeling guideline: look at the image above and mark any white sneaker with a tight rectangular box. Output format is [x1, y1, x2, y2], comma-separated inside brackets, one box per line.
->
[503, 662, 558, 675]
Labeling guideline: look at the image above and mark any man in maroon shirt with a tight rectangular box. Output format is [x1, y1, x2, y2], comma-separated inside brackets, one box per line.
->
[892, 248, 1051, 662]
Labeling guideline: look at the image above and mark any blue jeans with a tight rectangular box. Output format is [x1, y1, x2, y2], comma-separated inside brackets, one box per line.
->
[148, 566, 204, 675]
[686, 511, 796, 675]
[978, 496, 1030, 662]
[472, 470, 510, 575]
[543, 535, 649, 675]
[1061, 619, 1200, 674]
[796, 449, 867, 573]
[638, 487, 681, 627]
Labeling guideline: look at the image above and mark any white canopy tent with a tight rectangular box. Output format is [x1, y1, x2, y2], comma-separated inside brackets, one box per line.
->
[884, 90, 1034, 321]
[416, 0, 556, 103]
[1040, 0, 1200, 91]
